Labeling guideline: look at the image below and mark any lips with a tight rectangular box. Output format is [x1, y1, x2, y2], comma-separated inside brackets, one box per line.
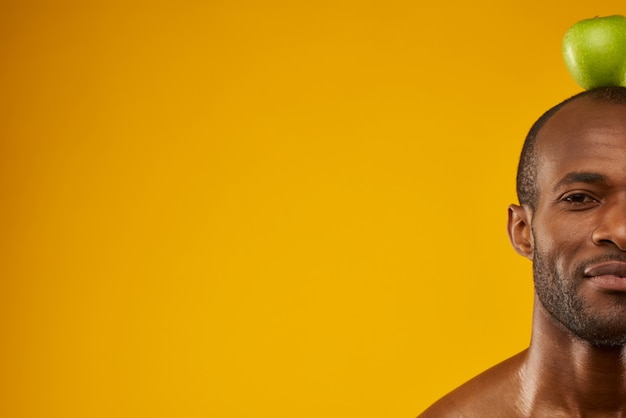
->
[584, 261, 626, 292]
[584, 261, 626, 278]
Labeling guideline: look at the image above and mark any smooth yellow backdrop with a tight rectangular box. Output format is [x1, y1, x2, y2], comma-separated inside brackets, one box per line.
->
[1, 1, 622, 417]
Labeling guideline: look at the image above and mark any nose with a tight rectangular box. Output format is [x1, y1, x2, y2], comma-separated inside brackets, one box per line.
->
[592, 198, 626, 251]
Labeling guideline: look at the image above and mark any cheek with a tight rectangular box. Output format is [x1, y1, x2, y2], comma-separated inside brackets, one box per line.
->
[533, 219, 587, 257]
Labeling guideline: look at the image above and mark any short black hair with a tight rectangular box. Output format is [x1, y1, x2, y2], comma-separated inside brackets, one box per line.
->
[516, 86, 626, 209]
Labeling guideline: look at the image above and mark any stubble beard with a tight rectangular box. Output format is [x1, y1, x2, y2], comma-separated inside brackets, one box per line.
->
[533, 246, 626, 348]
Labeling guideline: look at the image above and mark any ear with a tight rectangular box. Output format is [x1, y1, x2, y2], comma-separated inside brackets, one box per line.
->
[507, 204, 533, 260]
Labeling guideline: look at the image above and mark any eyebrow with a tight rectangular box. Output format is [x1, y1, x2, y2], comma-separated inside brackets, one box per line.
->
[552, 172, 608, 193]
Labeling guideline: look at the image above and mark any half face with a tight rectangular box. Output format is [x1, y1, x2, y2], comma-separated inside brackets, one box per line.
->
[530, 98, 626, 346]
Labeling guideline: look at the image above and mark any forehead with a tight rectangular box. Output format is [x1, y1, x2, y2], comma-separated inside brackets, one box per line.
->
[535, 99, 626, 189]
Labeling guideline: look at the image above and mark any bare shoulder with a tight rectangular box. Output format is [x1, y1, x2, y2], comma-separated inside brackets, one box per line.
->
[418, 350, 528, 418]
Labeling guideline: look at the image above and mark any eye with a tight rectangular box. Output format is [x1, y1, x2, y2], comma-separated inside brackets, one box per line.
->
[561, 193, 599, 205]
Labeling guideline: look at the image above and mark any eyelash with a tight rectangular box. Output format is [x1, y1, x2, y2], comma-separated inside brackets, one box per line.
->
[561, 192, 599, 205]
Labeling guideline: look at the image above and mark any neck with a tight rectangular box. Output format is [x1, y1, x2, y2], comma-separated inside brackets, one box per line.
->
[520, 295, 626, 416]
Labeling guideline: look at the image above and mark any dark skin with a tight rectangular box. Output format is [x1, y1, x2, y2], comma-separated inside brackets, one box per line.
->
[420, 98, 626, 417]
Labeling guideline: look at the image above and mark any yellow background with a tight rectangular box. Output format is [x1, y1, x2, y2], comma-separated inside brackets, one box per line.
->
[0, 1, 621, 417]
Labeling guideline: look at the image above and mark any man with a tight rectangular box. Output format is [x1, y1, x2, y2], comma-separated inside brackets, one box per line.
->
[419, 86, 626, 417]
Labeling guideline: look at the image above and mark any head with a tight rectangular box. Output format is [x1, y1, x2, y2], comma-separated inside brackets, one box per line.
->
[509, 86, 626, 347]
[517, 87, 626, 211]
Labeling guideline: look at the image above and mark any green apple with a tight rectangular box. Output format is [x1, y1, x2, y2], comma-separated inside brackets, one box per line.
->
[562, 15, 626, 90]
